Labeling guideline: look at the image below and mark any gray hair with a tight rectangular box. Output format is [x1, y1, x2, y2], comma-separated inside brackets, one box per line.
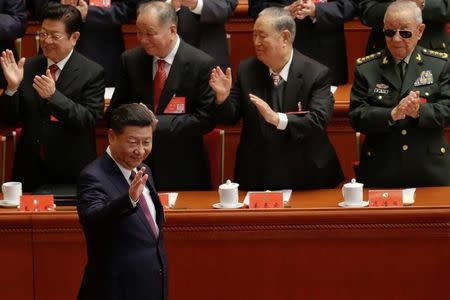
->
[384, 0, 422, 25]
[137, 1, 178, 26]
[258, 7, 296, 42]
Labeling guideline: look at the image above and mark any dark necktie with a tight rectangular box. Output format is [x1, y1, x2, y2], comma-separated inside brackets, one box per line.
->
[398, 60, 406, 82]
[130, 171, 159, 239]
[153, 59, 167, 112]
[271, 73, 281, 87]
[49, 64, 59, 81]
[270, 73, 284, 111]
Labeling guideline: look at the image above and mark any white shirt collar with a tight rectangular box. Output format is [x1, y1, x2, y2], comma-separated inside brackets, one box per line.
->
[269, 50, 294, 82]
[106, 146, 134, 183]
[153, 35, 180, 66]
[47, 49, 73, 70]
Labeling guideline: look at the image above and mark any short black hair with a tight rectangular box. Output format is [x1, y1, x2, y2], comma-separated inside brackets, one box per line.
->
[43, 3, 82, 35]
[109, 104, 155, 134]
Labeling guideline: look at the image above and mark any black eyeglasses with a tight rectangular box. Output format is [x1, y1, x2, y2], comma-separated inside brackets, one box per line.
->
[383, 29, 413, 39]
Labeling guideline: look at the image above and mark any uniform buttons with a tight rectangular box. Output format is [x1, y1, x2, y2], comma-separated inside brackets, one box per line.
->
[367, 151, 372, 156]
[402, 145, 408, 151]
[441, 147, 446, 154]
[159, 268, 163, 276]
[401, 129, 407, 135]
[425, 92, 429, 96]
[377, 95, 382, 100]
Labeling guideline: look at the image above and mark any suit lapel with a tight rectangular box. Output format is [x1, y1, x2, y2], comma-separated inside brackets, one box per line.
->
[35, 56, 49, 115]
[140, 50, 154, 109]
[284, 52, 304, 112]
[56, 51, 80, 92]
[101, 153, 131, 196]
[400, 48, 424, 96]
[380, 53, 402, 91]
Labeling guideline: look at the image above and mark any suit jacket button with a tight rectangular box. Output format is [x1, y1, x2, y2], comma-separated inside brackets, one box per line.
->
[401, 129, 407, 135]
[441, 147, 446, 154]
[367, 151, 372, 156]
[159, 268, 163, 276]
[402, 145, 408, 151]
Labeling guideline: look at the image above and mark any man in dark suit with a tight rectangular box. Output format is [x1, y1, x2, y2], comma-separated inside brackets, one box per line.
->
[78, 103, 167, 300]
[210, 7, 343, 190]
[360, 0, 450, 55]
[349, 0, 450, 187]
[0, 0, 27, 88]
[109, 1, 215, 191]
[0, 4, 104, 192]
[248, 0, 357, 85]
[165, 0, 238, 69]
[28, 0, 139, 86]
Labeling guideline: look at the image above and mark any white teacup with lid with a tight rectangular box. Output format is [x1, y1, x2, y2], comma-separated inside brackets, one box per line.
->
[218, 179, 239, 208]
[341, 178, 364, 206]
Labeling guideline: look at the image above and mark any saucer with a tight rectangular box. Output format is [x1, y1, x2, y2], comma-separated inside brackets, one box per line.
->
[212, 202, 244, 209]
[0, 200, 19, 208]
[338, 200, 369, 208]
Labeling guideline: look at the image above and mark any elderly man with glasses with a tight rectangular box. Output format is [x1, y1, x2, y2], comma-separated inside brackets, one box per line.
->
[0, 3, 104, 192]
[349, 0, 450, 187]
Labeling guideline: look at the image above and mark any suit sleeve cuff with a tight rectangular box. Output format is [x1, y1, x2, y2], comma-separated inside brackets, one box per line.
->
[276, 113, 288, 130]
[5, 89, 17, 96]
[130, 197, 138, 207]
[191, 0, 203, 14]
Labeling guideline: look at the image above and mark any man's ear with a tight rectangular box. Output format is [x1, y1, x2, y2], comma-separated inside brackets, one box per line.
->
[70, 31, 80, 45]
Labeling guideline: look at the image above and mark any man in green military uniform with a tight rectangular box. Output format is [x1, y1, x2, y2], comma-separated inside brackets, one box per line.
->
[349, 0, 450, 187]
[360, 0, 450, 55]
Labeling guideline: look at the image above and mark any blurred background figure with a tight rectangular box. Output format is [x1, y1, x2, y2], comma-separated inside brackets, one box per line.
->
[0, 0, 27, 88]
[360, 0, 450, 55]
[249, 0, 358, 85]
[28, 0, 139, 86]
[142, 0, 238, 69]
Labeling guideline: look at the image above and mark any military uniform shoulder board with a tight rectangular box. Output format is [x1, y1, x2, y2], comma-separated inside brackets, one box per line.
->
[422, 48, 448, 60]
[356, 51, 382, 65]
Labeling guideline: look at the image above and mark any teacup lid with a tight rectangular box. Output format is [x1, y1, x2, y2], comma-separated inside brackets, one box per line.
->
[344, 178, 363, 188]
[219, 179, 239, 189]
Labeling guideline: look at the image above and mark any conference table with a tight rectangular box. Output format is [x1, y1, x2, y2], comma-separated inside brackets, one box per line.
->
[0, 187, 449, 300]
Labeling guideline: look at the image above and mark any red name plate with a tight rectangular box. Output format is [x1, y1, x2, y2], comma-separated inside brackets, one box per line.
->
[368, 190, 403, 207]
[20, 195, 54, 212]
[249, 192, 283, 209]
[158, 193, 170, 210]
[89, 0, 111, 8]
[164, 97, 186, 114]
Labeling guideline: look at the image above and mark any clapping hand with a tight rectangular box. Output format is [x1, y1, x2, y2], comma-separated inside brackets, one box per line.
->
[33, 69, 56, 100]
[391, 91, 421, 121]
[0, 50, 26, 91]
[209, 66, 232, 104]
[249, 93, 280, 127]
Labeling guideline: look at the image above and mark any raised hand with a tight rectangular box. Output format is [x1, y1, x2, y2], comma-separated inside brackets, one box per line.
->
[77, 0, 88, 21]
[209, 66, 232, 104]
[249, 93, 279, 127]
[33, 69, 56, 100]
[0, 50, 26, 91]
[129, 167, 149, 202]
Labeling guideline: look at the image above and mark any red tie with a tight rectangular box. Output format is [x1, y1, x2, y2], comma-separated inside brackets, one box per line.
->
[153, 59, 167, 111]
[130, 171, 159, 239]
[49, 64, 59, 81]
